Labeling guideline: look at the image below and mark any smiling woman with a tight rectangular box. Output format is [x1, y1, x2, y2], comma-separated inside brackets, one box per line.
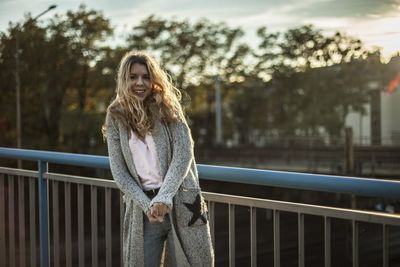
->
[102, 50, 214, 267]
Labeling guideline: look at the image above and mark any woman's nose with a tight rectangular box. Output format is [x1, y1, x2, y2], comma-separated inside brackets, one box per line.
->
[137, 77, 144, 85]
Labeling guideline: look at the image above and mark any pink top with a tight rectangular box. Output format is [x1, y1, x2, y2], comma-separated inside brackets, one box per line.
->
[129, 131, 162, 191]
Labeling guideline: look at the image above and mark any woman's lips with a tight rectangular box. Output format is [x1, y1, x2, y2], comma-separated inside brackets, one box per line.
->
[134, 89, 147, 97]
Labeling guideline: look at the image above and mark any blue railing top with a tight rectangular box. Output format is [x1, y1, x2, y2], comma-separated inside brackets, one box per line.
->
[0, 147, 109, 169]
[1, 147, 400, 199]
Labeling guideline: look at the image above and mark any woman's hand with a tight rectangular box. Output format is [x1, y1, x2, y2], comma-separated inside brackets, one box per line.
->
[148, 202, 170, 223]
[146, 210, 160, 224]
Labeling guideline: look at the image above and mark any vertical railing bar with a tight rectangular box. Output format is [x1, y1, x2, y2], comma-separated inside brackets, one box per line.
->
[8, 175, 16, 267]
[78, 184, 85, 267]
[65, 182, 72, 267]
[0, 174, 6, 267]
[105, 188, 112, 267]
[250, 207, 257, 267]
[352, 220, 359, 267]
[298, 213, 304, 267]
[29, 178, 37, 267]
[324, 216, 331, 267]
[274, 210, 280, 267]
[91, 186, 98, 267]
[208, 200, 215, 249]
[120, 193, 124, 266]
[48, 180, 52, 266]
[18, 175, 26, 267]
[38, 160, 50, 267]
[228, 203, 235, 267]
[53, 181, 60, 267]
[382, 224, 388, 267]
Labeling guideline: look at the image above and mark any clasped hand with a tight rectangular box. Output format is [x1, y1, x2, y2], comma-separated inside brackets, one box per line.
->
[147, 202, 170, 224]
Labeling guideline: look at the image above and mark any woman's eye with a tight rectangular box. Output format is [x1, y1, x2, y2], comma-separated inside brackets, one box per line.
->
[143, 75, 150, 80]
[129, 75, 136, 80]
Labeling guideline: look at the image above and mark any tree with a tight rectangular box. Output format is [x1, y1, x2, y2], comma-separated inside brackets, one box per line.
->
[52, 5, 113, 152]
[0, 5, 113, 151]
[126, 16, 252, 146]
[253, 25, 378, 143]
[1, 10, 397, 151]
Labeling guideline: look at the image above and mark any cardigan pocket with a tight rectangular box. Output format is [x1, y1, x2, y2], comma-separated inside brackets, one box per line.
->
[174, 186, 208, 228]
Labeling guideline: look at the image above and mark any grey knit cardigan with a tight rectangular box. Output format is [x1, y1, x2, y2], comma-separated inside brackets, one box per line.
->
[105, 109, 214, 267]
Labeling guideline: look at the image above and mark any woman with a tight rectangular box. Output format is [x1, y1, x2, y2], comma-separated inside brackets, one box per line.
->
[103, 50, 214, 267]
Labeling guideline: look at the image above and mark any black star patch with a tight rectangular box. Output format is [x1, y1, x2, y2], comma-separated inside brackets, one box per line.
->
[183, 194, 207, 226]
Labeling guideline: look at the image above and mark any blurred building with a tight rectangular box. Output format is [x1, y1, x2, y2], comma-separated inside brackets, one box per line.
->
[381, 87, 400, 145]
[345, 56, 400, 145]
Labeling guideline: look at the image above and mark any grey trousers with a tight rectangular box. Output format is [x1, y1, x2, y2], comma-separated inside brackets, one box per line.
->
[143, 215, 176, 267]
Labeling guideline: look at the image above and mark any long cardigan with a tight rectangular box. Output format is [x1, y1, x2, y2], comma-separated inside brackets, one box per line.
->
[106, 109, 214, 267]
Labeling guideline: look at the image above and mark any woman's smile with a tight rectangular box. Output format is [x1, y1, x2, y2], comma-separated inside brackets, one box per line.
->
[133, 88, 147, 97]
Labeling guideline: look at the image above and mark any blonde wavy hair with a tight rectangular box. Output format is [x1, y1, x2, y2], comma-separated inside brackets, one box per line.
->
[102, 50, 184, 139]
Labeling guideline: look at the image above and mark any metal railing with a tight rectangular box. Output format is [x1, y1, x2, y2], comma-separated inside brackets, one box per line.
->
[0, 147, 400, 267]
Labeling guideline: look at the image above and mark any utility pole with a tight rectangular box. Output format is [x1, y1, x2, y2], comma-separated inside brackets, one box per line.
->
[14, 5, 57, 168]
[345, 127, 354, 175]
[15, 33, 21, 154]
[215, 75, 223, 145]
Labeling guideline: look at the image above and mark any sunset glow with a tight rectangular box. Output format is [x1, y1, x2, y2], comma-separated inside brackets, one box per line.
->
[0, 0, 399, 58]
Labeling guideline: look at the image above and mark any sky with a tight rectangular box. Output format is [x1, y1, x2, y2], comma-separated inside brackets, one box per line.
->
[1, 0, 399, 58]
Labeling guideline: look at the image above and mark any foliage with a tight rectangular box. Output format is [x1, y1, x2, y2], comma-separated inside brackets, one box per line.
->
[0, 5, 113, 152]
[252, 25, 387, 142]
[0, 8, 397, 152]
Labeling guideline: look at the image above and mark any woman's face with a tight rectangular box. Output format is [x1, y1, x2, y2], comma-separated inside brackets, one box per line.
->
[128, 63, 152, 100]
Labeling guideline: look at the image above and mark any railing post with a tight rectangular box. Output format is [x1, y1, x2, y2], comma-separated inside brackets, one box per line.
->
[352, 220, 359, 267]
[298, 213, 304, 267]
[38, 160, 49, 267]
[250, 207, 257, 267]
[229, 204, 235, 267]
[274, 210, 280, 267]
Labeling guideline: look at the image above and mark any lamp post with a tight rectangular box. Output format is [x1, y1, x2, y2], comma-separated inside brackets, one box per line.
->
[15, 5, 57, 167]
